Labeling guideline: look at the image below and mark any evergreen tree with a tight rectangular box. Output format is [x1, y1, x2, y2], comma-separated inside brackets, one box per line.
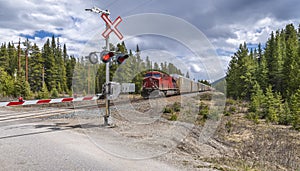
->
[136, 44, 140, 54]
[53, 37, 62, 92]
[290, 89, 300, 130]
[14, 69, 32, 99]
[0, 68, 14, 97]
[145, 56, 151, 69]
[225, 23, 300, 127]
[226, 52, 239, 99]
[226, 43, 250, 99]
[249, 81, 265, 118]
[63, 44, 68, 63]
[66, 55, 76, 91]
[278, 101, 292, 125]
[261, 86, 279, 123]
[185, 71, 190, 78]
[23, 81, 33, 99]
[239, 46, 256, 100]
[154, 62, 159, 70]
[7, 42, 18, 76]
[28, 43, 43, 92]
[282, 24, 299, 97]
[0, 43, 9, 71]
[42, 38, 56, 91]
[264, 31, 285, 93]
[265, 32, 276, 87]
[37, 83, 49, 99]
[56, 39, 67, 93]
[255, 43, 268, 91]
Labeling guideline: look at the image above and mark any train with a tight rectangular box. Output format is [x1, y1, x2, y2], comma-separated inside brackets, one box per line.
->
[141, 71, 211, 98]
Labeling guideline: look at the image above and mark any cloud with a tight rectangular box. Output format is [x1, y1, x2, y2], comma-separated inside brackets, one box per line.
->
[1, 0, 300, 77]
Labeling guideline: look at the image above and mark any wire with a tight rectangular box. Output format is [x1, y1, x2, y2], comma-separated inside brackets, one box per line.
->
[104, 0, 120, 9]
[120, 0, 153, 16]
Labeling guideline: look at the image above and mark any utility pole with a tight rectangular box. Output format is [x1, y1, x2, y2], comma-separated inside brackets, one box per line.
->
[42, 67, 45, 87]
[18, 38, 21, 75]
[24, 39, 30, 82]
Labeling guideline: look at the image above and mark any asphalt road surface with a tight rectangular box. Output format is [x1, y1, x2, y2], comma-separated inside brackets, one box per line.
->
[0, 119, 181, 171]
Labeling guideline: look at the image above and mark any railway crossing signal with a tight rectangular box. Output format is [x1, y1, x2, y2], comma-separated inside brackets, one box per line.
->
[101, 51, 114, 63]
[88, 51, 129, 64]
[85, 6, 127, 126]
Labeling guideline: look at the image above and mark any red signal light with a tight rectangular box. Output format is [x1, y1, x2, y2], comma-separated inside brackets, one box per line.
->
[101, 52, 114, 63]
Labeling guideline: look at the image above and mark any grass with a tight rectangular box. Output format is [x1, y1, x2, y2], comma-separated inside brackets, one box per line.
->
[162, 102, 182, 121]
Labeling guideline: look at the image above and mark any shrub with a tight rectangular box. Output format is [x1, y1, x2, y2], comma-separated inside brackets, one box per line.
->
[226, 99, 236, 105]
[169, 113, 178, 121]
[173, 102, 181, 112]
[246, 112, 259, 124]
[200, 93, 212, 100]
[229, 106, 236, 113]
[224, 111, 231, 116]
[37, 83, 49, 99]
[163, 106, 173, 113]
[51, 88, 59, 98]
[225, 121, 233, 133]
[199, 102, 209, 120]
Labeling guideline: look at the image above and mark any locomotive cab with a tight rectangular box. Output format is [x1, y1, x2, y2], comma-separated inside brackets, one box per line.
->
[141, 71, 161, 98]
[141, 71, 178, 98]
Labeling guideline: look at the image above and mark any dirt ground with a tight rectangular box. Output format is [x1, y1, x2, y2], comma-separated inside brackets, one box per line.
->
[28, 92, 300, 170]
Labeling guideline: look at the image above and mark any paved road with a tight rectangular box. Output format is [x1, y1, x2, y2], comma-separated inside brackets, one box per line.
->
[0, 119, 181, 171]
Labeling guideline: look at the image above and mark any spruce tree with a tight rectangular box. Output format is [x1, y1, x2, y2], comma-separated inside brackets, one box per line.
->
[185, 71, 190, 78]
[42, 38, 56, 91]
[66, 55, 76, 91]
[249, 81, 264, 117]
[255, 43, 268, 92]
[278, 101, 292, 125]
[154, 62, 159, 70]
[290, 89, 300, 130]
[226, 52, 239, 99]
[145, 56, 151, 69]
[262, 86, 279, 123]
[0, 43, 9, 71]
[7, 42, 18, 77]
[226, 43, 250, 99]
[283, 24, 299, 97]
[0, 68, 14, 97]
[28, 43, 43, 92]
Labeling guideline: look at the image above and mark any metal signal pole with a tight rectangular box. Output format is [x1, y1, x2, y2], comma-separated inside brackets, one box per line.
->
[85, 7, 111, 126]
[104, 13, 110, 126]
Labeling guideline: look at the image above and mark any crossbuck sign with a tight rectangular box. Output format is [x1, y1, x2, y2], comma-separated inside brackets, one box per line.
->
[101, 13, 123, 40]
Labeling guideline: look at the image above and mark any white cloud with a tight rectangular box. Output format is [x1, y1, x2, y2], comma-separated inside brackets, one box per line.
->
[1, 0, 300, 75]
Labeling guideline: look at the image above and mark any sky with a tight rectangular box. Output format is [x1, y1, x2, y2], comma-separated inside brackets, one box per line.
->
[0, 0, 300, 81]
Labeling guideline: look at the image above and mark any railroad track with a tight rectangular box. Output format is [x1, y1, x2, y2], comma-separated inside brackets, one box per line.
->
[0, 92, 207, 123]
[0, 108, 77, 123]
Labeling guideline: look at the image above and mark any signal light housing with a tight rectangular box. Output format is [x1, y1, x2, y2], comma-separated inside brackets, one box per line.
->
[101, 51, 114, 63]
[116, 54, 129, 64]
[88, 52, 99, 64]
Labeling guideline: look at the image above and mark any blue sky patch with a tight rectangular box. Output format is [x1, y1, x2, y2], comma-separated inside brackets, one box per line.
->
[247, 42, 266, 51]
[19, 30, 61, 39]
[216, 49, 234, 56]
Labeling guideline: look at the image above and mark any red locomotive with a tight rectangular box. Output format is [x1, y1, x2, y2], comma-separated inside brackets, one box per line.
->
[141, 71, 211, 98]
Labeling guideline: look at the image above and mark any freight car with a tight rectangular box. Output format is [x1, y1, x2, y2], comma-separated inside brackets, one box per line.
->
[141, 71, 211, 98]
